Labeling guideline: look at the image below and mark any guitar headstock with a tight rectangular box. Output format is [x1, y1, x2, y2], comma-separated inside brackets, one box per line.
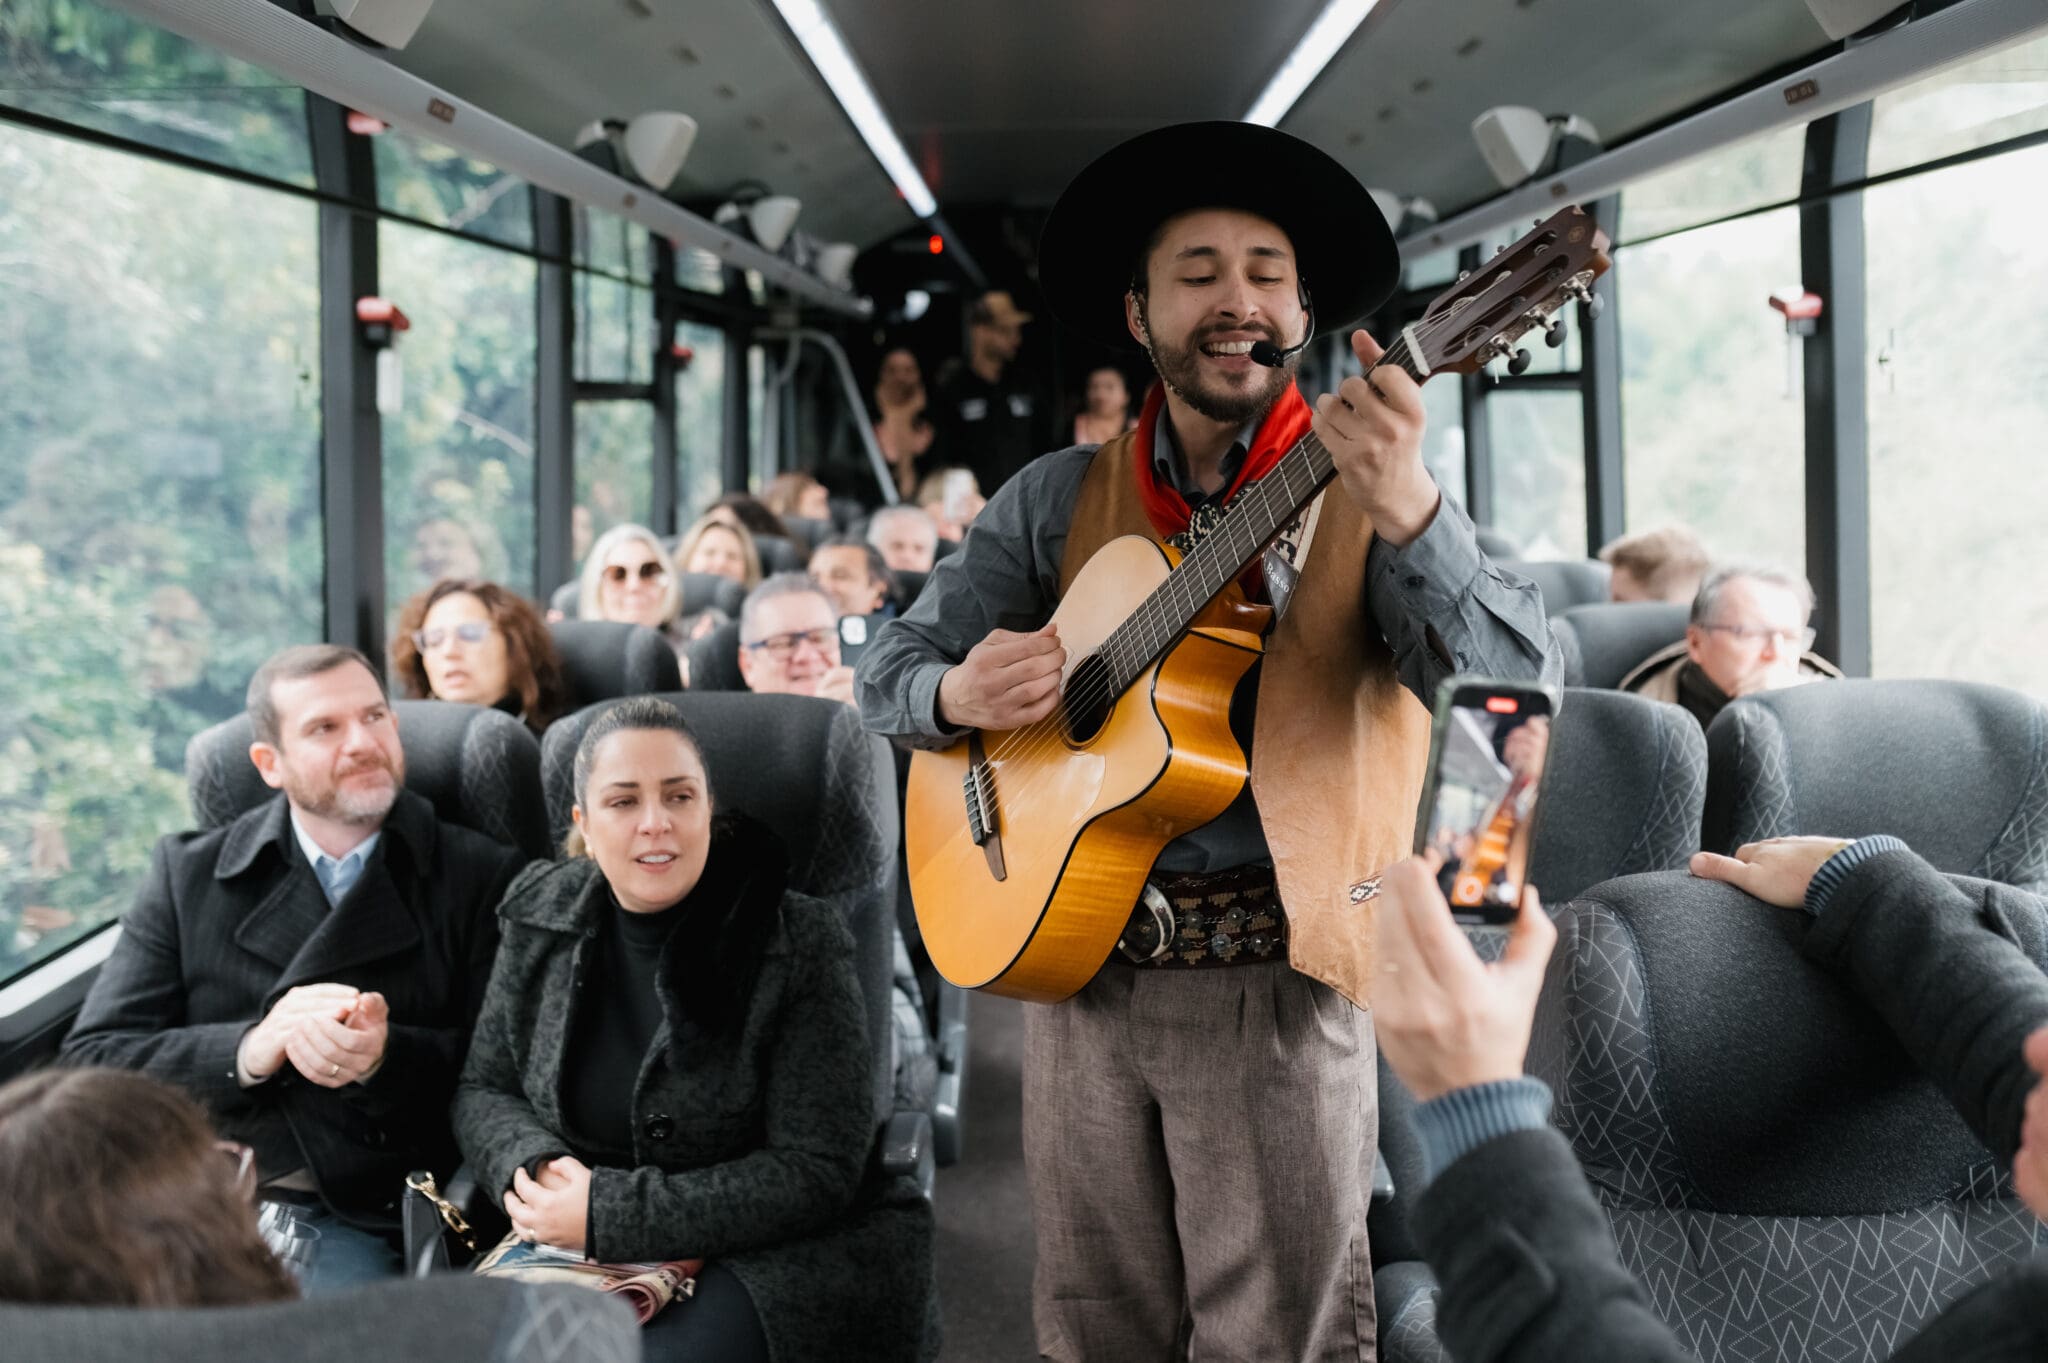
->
[1401, 205, 1612, 378]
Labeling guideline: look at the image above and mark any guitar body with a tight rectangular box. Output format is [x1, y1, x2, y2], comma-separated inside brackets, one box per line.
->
[906, 535, 1267, 1003]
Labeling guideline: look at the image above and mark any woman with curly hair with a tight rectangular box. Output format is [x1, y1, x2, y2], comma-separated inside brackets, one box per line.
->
[391, 578, 570, 734]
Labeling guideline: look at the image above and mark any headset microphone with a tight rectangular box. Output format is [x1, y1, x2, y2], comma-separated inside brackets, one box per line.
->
[1248, 300, 1314, 369]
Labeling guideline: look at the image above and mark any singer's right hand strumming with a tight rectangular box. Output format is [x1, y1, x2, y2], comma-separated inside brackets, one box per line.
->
[937, 623, 1067, 731]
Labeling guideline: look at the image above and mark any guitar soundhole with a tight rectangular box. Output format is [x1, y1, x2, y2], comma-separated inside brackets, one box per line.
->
[1062, 653, 1114, 745]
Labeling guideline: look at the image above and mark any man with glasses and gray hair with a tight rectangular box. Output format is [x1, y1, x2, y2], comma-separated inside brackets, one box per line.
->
[735, 572, 858, 706]
[1622, 564, 1843, 729]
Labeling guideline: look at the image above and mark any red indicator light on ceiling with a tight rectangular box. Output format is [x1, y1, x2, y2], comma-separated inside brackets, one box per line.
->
[928, 234, 944, 255]
[1485, 696, 1520, 714]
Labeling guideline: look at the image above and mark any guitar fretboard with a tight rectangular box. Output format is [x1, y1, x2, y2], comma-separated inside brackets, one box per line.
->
[1095, 350, 1428, 696]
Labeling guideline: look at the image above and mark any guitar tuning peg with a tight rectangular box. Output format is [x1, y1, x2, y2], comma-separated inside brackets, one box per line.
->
[1494, 244, 1507, 256]
[1584, 292, 1606, 320]
[1544, 319, 1567, 348]
[1506, 347, 1533, 376]
[1456, 269, 1470, 282]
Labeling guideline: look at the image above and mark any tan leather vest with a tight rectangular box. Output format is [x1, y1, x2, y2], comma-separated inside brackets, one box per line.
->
[1057, 430, 1431, 1006]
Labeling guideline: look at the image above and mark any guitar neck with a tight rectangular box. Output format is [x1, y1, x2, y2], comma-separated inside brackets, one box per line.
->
[1097, 350, 1429, 695]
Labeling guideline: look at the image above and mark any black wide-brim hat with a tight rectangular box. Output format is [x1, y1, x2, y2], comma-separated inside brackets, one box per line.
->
[1037, 121, 1399, 353]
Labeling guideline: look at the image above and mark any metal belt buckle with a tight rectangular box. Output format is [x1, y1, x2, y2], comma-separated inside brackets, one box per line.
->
[1118, 882, 1176, 963]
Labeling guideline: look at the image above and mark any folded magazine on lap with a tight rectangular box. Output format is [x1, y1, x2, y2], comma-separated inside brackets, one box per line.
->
[475, 1232, 705, 1324]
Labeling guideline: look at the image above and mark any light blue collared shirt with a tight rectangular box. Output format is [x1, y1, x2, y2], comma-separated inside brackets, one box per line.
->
[290, 813, 381, 908]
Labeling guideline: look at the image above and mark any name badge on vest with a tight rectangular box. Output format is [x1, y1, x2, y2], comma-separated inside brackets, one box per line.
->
[959, 397, 989, 422]
[1262, 492, 1327, 621]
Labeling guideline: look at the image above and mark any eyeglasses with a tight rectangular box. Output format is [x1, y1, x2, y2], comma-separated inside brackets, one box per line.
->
[410, 620, 492, 652]
[218, 1139, 257, 1201]
[742, 628, 838, 659]
[1700, 622, 1816, 652]
[604, 561, 669, 586]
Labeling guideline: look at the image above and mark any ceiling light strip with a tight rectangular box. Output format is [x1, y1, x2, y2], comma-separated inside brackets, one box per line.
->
[768, 0, 938, 218]
[107, 0, 870, 317]
[1407, 0, 2048, 257]
[1243, 0, 1385, 127]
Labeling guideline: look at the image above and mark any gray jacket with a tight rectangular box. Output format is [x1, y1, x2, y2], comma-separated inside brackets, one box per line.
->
[452, 828, 936, 1362]
[1413, 848, 2048, 1362]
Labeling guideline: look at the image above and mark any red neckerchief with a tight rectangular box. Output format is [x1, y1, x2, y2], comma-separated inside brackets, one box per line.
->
[1129, 379, 1314, 542]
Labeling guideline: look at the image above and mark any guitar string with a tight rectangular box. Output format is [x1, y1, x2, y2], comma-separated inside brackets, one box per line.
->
[965, 334, 1436, 815]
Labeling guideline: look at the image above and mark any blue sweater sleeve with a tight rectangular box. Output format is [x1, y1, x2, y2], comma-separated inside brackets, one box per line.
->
[1412, 1076, 1556, 1187]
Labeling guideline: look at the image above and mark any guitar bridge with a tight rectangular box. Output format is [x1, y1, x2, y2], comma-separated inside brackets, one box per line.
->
[963, 731, 1007, 881]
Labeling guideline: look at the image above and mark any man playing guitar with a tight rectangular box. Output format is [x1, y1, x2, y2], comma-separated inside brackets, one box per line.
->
[857, 121, 1562, 1359]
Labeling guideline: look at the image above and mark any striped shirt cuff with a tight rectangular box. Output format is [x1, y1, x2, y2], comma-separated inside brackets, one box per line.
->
[1804, 835, 1912, 916]
[1413, 1076, 1555, 1187]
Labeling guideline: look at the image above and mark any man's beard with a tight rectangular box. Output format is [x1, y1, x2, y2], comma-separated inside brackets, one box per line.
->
[287, 754, 403, 826]
[1141, 302, 1297, 426]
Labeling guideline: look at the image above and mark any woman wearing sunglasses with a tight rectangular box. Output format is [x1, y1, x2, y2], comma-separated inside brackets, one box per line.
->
[576, 523, 687, 651]
[0, 1068, 297, 1307]
[391, 578, 570, 735]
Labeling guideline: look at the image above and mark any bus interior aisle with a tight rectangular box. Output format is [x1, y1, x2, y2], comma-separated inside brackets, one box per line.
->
[8, 0, 2048, 1360]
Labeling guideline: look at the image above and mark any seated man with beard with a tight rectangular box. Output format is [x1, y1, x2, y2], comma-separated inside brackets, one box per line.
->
[63, 644, 525, 1292]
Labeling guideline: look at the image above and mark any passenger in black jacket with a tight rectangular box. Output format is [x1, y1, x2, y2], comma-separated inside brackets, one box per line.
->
[62, 646, 524, 1293]
[1370, 837, 2048, 1363]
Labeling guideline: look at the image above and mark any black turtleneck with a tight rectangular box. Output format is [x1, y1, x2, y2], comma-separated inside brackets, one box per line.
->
[1675, 659, 1734, 731]
[564, 892, 685, 1161]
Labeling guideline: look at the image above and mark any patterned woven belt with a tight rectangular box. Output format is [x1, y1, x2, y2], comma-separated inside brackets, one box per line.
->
[1114, 863, 1287, 969]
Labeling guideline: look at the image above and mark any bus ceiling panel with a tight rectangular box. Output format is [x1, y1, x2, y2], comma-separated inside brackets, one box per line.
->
[825, 0, 1333, 206]
[104, 0, 877, 315]
[387, 0, 913, 250]
[1392, 0, 2048, 258]
[1285, 0, 1831, 227]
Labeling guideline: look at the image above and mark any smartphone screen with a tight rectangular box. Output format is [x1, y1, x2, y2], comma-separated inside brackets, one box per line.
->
[1413, 679, 1556, 925]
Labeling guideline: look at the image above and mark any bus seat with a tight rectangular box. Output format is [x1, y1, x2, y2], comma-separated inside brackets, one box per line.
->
[185, 700, 549, 862]
[932, 536, 959, 561]
[1529, 687, 1705, 903]
[541, 693, 930, 1189]
[1473, 526, 1521, 559]
[547, 620, 683, 709]
[547, 580, 578, 619]
[682, 619, 747, 692]
[893, 569, 929, 606]
[1703, 679, 2048, 890]
[753, 532, 808, 575]
[679, 570, 746, 618]
[1550, 601, 1690, 690]
[6, 1276, 636, 1363]
[781, 514, 835, 552]
[1381, 868, 2045, 1363]
[1497, 558, 1611, 615]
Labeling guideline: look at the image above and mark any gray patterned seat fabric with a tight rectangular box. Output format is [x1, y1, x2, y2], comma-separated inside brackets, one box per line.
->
[185, 700, 550, 861]
[542, 693, 899, 1131]
[682, 619, 746, 693]
[780, 514, 835, 552]
[1529, 687, 1706, 904]
[1498, 558, 1611, 615]
[1520, 870, 2044, 1362]
[1703, 679, 2048, 891]
[547, 621, 683, 711]
[6, 1278, 639, 1363]
[752, 533, 807, 575]
[679, 571, 746, 618]
[1552, 600, 1691, 689]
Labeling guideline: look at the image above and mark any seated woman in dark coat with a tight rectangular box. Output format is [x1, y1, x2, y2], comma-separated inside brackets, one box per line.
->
[452, 697, 934, 1363]
[390, 578, 569, 734]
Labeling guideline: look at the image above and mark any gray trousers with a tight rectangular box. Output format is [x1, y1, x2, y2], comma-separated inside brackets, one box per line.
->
[1022, 959, 1378, 1361]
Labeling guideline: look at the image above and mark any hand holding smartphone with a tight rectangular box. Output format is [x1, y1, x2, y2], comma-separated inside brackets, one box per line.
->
[1412, 677, 1558, 925]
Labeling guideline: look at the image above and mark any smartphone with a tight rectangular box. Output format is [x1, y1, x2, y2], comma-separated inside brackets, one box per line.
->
[1412, 677, 1559, 926]
[838, 611, 873, 666]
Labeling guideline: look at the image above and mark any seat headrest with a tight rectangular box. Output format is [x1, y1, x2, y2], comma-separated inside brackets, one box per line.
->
[1703, 679, 2048, 890]
[932, 536, 960, 561]
[780, 515, 835, 552]
[1497, 559, 1611, 615]
[894, 569, 930, 606]
[548, 580, 579, 618]
[184, 700, 549, 860]
[1474, 526, 1521, 558]
[1531, 870, 2010, 1215]
[1529, 688, 1704, 902]
[547, 620, 683, 709]
[752, 533, 807, 575]
[678, 572, 746, 618]
[1555, 600, 1690, 690]
[541, 692, 894, 901]
[683, 619, 747, 693]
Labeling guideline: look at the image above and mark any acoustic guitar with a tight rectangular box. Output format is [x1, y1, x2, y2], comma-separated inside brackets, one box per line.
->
[906, 205, 1612, 1002]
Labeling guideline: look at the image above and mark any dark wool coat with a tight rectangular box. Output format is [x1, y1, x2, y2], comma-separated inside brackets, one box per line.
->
[62, 790, 523, 1228]
[452, 819, 936, 1363]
